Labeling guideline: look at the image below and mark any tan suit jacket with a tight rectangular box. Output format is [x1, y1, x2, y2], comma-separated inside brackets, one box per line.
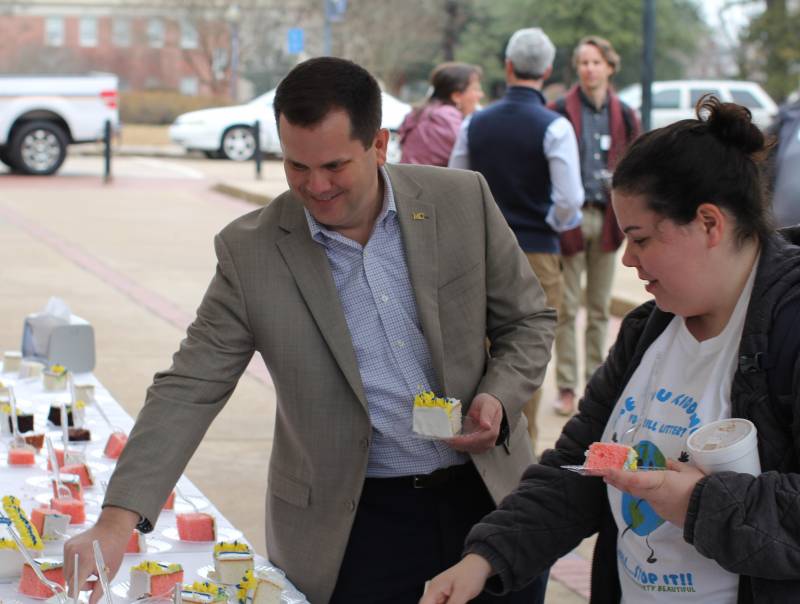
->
[105, 164, 555, 603]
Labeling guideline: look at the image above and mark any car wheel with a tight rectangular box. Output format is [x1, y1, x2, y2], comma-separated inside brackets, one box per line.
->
[9, 120, 68, 175]
[221, 126, 256, 161]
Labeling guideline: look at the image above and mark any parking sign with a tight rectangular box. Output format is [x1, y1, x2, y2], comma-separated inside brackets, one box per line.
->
[287, 28, 304, 54]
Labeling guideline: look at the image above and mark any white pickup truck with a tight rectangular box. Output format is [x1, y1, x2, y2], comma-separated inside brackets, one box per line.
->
[0, 73, 119, 175]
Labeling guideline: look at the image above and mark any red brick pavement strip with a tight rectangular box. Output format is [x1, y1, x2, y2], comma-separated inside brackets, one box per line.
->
[0, 196, 273, 387]
[551, 553, 592, 600]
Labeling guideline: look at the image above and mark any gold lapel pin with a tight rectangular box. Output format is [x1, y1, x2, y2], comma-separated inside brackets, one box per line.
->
[412, 212, 427, 220]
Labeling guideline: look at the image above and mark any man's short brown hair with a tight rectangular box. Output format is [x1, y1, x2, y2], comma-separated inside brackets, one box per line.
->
[572, 35, 620, 75]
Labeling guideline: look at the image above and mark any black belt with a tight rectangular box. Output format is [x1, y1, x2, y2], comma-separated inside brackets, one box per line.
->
[365, 462, 475, 491]
[584, 200, 606, 211]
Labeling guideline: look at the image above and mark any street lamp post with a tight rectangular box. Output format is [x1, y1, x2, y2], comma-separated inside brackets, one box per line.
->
[225, 3, 241, 101]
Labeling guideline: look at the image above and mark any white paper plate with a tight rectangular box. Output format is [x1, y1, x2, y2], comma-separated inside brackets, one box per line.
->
[561, 464, 668, 476]
[161, 526, 241, 544]
[125, 538, 172, 555]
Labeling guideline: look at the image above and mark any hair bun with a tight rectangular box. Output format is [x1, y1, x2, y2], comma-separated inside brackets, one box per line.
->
[697, 95, 764, 154]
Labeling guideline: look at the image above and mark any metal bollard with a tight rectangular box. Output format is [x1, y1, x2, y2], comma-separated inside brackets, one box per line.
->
[254, 120, 262, 180]
[103, 119, 112, 183]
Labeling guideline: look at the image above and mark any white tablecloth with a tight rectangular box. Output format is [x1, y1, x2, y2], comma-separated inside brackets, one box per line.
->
[0, 367, 308, 603]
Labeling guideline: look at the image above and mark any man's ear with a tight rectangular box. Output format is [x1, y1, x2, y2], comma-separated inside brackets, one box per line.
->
[373, 128, 390, 165]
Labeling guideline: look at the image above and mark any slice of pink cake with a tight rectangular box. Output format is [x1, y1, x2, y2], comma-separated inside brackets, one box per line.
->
[104, 431, 128, 459]
[162, 490, 176, 511]
[126, 529, 147, 553]
[8, 446, 36, 466]
[50, 497, 86, 525]
[30, 507, 70, 541]
[585, 442, 638, 470]
[19, 560, 64, 598]
[60, 463, 93, 487]
[176, 512, 216, 542]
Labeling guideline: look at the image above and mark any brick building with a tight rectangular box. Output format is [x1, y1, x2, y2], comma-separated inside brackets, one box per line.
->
[0, 0, 236, 97]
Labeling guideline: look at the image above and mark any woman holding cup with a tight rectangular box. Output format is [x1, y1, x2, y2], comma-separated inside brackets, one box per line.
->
[420, 96, 800, 603]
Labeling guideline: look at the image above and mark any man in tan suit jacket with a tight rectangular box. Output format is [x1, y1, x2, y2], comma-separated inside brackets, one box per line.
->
[65, 58, 555, 604]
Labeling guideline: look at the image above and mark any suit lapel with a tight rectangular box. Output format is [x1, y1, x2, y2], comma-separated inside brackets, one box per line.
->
[275, 198, 368, 411]
[389, 166, 446, 393]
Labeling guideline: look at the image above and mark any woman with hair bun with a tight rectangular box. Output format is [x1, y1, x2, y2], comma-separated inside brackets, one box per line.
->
[398, 62, 483, 167]
[420, 96, 800, 603]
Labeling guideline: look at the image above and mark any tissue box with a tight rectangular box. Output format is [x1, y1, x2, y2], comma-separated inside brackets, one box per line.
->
[21, 314, 95, 373]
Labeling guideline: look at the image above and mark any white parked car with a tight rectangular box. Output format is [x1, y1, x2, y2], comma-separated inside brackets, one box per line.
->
[169, 89, 411, 162]
[0, 73, 119, 175]
[617, 79, 778, 130]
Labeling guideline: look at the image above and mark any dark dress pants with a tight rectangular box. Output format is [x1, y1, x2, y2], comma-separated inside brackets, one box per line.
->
[329, 462, 548, 604]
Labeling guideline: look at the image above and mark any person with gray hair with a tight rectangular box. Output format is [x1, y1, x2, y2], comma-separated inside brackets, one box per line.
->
[450, 27, 584, 451]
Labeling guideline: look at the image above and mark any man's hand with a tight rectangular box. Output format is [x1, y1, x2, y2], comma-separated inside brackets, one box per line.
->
[600, 459, 704, 527]
[63, 506, 139, 604]
[445, 393, 502, 454]
[418, 554, 492, 604]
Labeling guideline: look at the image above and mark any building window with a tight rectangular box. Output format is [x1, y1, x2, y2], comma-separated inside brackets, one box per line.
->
[45, 17, 65, 47]
[79, 17, 98, 47]
[147, 18, 165, 48]
[180, 77, 199, 95]
[180, 20, 198, 49]
[112, 18, 131, 47]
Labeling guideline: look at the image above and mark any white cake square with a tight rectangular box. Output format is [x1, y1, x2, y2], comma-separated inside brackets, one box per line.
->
[412, 392, 462, 438]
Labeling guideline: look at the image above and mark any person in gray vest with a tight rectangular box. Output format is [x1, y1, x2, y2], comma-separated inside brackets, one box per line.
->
[449, 27, 584, 450]
[768, 94, 800, 228]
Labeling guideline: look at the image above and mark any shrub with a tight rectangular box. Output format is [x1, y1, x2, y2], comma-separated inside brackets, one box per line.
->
[120, 91, 233, 125]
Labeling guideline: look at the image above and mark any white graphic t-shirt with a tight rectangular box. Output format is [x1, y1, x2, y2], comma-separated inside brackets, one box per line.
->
[603, 264, 757, 603]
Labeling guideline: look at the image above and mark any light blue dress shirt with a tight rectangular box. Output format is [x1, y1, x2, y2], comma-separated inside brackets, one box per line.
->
[304, 167, 467, 477]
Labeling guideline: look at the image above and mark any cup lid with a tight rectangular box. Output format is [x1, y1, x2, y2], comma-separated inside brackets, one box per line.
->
[687, 418, 754, 452]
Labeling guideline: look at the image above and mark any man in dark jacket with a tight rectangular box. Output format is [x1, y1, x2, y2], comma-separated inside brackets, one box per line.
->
[549, 36, 640, 417]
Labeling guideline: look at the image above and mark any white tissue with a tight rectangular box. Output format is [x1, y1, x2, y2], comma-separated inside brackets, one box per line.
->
[26, 297, 72, 357]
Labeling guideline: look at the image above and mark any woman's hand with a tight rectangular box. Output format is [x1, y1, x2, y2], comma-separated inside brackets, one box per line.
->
[418, 554, 492, 604]
[600, 459, 705, 527]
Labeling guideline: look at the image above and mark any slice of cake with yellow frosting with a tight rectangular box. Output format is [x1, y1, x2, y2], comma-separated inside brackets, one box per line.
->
[181, 581, 229, 604]
[213, 541, 254, 584]
[129, 561, 184, 599]
[412, 391, 462, 439]
[236, 568, 284, 604]
[0, 495, 44, 580]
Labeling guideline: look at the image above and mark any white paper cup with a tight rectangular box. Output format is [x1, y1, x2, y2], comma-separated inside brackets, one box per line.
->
[686, 418, 761, 476]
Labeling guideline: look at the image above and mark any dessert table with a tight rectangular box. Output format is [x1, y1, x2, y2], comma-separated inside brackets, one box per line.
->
[0, 365, 308, 603]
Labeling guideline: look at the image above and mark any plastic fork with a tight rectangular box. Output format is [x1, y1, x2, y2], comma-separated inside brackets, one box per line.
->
[92, 539, 114, 604]
[174, 484, 200, 513]
[0, 514, 68, 604]
[7, 385, 26, 448]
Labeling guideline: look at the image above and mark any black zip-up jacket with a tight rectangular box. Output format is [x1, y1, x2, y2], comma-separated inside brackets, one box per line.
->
[466, 228, 800, 603]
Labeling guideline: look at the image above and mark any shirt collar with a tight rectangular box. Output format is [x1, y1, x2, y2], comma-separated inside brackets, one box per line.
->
[305, 165, 396, 244]
[578, 86, 609, 111]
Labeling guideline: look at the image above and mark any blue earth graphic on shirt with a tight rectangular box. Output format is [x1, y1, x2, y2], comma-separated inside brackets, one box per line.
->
[621, 440, 667, 537]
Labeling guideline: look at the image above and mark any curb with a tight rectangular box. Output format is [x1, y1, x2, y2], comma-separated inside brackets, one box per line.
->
[211, 182, 272, 207]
